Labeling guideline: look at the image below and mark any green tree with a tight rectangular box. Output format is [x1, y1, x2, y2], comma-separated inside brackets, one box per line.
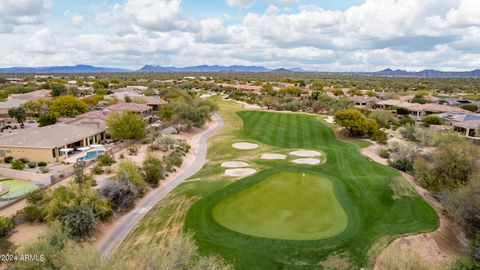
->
[37, 113, 58, 127]
[334, 109, 378, 136]
[106, 112, 146, 140]
[261, 96, 278, 109]
[8, 107, 26, 127]
[22, 100, 42, 116]
[51, 84, 67, 97]
[49, 96, 88, 117]
[115, 160, 147, 191]
[73, 161, 86, 185]
[142, 154, 164, 187]
[10, 159, 25, 170]
[422, 115, 443, 126]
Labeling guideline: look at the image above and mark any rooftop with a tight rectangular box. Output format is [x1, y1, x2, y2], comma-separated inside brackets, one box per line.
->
[106, 103, 152, 112]
[0, 124, 104, 149]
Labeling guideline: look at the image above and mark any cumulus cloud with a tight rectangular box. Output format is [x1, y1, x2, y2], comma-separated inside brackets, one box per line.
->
[0, 0, 52, 31]
[95, 0, 195, 33]
[64, 10, 84, 28]
[1, 0, 480, 71]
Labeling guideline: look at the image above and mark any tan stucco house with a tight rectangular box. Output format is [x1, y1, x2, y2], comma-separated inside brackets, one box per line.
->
[0, 124, 106, 163]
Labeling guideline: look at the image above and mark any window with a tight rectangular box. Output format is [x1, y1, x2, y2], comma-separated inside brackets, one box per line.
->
[52, 148, 56, 158]
[0, 150, 5, 157]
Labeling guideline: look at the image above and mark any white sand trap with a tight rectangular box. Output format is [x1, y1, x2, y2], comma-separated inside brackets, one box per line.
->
[260, 153, 287, 160]
[232, 142, 259, 150]
[221, 161, 249, 168]
[290, 150, 322, 157]
[325, 116, 335, 124]
[292, 158, 321, 165]
[224, 168, 257, 177]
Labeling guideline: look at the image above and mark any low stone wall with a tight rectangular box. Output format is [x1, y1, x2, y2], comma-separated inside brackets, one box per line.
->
[0, 167, 52, 186]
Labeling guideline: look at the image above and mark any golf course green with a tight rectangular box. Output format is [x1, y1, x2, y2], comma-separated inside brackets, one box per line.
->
[213, 171, 348, 240]
[185, 109, 439, 269]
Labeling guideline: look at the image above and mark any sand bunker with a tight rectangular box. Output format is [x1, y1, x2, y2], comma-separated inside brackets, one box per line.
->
[232, 142, 259, 150]
[325, 116, 335, 124]
[224, 168, 257, 177]
[292, 158, 322, 165]
[260, 153, 287, 160]
[221, 161, 249, 168]
[290, 150, 322, 157]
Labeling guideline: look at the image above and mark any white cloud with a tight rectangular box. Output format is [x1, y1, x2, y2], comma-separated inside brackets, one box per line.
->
[1, 0, 480, 71]
[64, 10, 84, 28]
[0, 0, 52, 31]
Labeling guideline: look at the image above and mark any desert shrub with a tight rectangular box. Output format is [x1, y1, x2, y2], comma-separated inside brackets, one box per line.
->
[38, 161, 47, 167]
[127, 145, 139, 156]
[152, 136, 177, 151]
[164, 152, 183, 172]
[27, 161, 37, 168]
[73, 160, 86, 184]
[40, 166, 49, 174]
[444, 179, 480, 260]
[388, 145, 417, 172]
[43, 183, 113, 223]
[26, 189, 45, 204]
[21, 205, 44, 223]
[142, 154, 164, 187]
[371, 129, 388, 143]
[399, 116, 415, 126]
[100, 180, 138, 212]
[368, 111, 399, 128]
[91, 165, 104, 175]
[98, 153, 115, 166]
[277, 100, 302, 112]
[450, 257, 480, 270]
[422, 115, 443, 126]
[0, 217, 13, 238]
[3, 156, 13, 163]
[12, 225, 68, 269]
[400, 123, 417, 141]
[59, 204, 97, 240]
[414, 128, 437, 147]
[379, 148, 390, 159]
[115, 160, 147, 191]
[10, 159, 25, 170]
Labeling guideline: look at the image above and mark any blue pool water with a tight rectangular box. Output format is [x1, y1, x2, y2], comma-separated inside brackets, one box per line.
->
[78, 150, 105, 161]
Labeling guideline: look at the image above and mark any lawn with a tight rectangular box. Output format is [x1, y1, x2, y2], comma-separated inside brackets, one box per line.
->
[0, 179, 39, 200]
[117, 99, 438, 269]
[212, 171, 348, 241]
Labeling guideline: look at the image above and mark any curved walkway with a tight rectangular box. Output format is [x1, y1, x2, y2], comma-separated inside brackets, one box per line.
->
[99, 114, 224, 257]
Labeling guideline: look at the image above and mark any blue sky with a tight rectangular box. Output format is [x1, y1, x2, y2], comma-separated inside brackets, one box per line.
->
[0, 0, 479, 71]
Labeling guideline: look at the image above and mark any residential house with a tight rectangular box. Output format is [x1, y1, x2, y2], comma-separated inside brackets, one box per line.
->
[442, 98, 473, 107]
[0, 99, 27, 117]
[349, 96, 379, 108]
[9, 90, 52, 102]
[106, 92, 167, 111]
[106, 103, 153, 122]
[0, 123, 106, 162]
[376, 100, 418, 110]
[218, 83, 262, 93]
[407, 104, 468, 120]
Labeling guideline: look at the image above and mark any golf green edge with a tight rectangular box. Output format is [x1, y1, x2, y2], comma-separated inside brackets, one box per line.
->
[184, 110, 439, 270]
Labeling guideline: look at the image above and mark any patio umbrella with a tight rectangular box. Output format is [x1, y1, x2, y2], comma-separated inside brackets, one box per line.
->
[77, 147, 91, 151]
[59, 148, 74, 158]
[90, 144, 104, 148]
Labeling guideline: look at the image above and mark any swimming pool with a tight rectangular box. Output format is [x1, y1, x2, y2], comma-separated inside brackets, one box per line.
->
[78, 150, 105, 161]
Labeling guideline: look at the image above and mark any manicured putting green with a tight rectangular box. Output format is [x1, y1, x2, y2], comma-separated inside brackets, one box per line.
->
[212, 172, 348, 240]
[0, 179, 39, 200]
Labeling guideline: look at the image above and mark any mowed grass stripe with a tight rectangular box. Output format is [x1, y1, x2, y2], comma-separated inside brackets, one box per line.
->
[185, 110, 439, 270]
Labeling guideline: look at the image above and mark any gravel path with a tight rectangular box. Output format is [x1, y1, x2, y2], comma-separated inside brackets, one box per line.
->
[99, 114, 224, 257]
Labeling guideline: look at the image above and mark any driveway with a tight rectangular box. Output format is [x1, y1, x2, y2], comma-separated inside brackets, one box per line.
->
[99, 114, 224, 257]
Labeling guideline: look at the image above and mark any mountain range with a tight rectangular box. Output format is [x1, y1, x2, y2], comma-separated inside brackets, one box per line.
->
[0, 64, 304, 74]
[0, 64, 480, 78]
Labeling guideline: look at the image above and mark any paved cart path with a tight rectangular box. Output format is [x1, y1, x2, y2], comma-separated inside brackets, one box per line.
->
[99, 114, 224, 257]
